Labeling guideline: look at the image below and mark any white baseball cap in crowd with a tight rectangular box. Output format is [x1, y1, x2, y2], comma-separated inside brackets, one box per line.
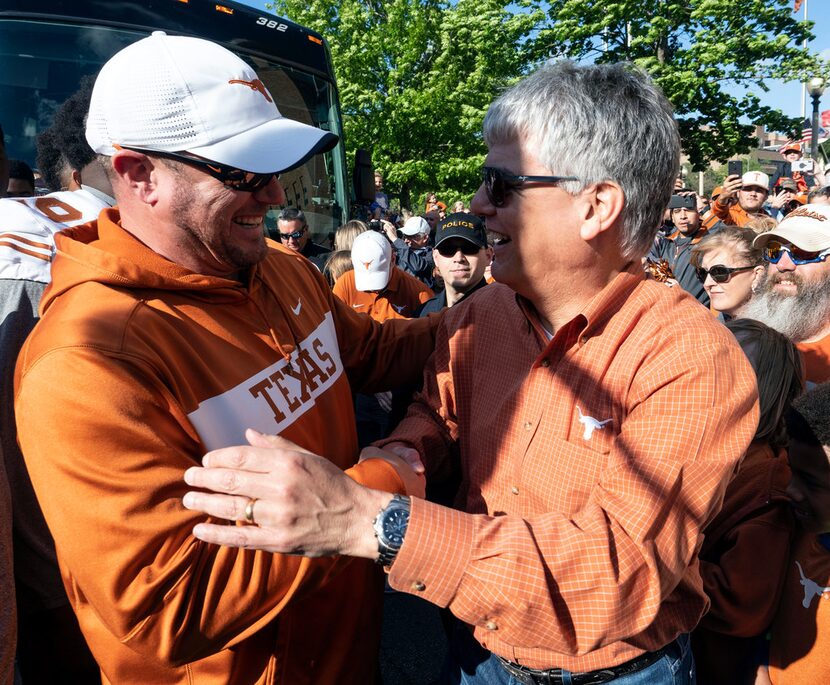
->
[753, 204, 830, 252]
[86, 31, 338, 173]
[400, 216, 430, 236]
[351, 231, 392, 291]
[740, 171, 770, 192]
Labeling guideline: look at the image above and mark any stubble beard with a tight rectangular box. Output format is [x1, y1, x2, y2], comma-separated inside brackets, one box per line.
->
[171, 184, 267, 274]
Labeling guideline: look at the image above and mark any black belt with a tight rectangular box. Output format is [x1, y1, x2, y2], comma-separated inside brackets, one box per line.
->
[494, 644, 669, 685]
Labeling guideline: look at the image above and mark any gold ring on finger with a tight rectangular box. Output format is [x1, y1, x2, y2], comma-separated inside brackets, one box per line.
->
[244, 497, 259, 525]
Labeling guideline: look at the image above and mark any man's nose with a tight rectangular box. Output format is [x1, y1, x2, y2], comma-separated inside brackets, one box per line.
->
[776, 250, 797, 271]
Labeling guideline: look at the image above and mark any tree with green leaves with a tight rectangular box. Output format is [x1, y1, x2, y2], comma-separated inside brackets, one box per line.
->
[268, 0, 539, 207]
[532, 0, 822, 170]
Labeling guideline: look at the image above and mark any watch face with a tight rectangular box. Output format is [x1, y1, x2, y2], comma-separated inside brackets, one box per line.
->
[382, 508, 409, 547]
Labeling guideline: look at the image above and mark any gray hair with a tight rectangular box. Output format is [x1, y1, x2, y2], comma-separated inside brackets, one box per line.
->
[483, 61, 680, 260]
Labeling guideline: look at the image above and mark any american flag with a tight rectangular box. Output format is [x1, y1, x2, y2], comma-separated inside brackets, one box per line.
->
[797, 117, 827, 145]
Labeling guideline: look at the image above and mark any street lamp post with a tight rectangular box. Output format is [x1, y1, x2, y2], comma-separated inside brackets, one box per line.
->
[808, 77, 826, 161]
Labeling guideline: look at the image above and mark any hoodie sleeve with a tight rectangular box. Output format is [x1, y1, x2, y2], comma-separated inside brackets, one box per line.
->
[330, 291, 441, 393]
[13, 345, 402, 665]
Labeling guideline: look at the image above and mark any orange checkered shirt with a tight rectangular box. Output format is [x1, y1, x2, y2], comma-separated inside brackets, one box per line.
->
[381, 266, 759, 672]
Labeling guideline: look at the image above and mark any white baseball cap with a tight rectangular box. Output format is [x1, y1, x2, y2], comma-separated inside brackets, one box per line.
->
[753, 204, 830, 252]
[400, 216, 430, 236]
[86, 32, 338, 173]
[741, 171, 770, 192]
[351, 231, 392, 291]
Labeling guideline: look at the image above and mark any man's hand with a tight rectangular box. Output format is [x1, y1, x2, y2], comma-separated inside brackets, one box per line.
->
[182, 429, 392, 558]
[770, 189, 793, 209]
[718, 174, 743, 202]
[382, 220, 398, 243]
[361, 441, 425, 475]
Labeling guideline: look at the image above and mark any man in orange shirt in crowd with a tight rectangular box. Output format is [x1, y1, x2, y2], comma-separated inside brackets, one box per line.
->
[745, 205, 830, 384]
[710, 170, 773, 227]
[333, 230, 433, 321]
[184, 60, 759, 685]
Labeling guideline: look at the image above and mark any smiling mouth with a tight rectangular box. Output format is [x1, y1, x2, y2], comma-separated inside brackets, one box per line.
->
[488, 230, 510, 246]
[233, 216, 264, 229]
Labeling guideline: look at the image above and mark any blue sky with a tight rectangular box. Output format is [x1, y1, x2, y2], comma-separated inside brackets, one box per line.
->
[761, 2, 830, 118]
[239, 0, 830, 120]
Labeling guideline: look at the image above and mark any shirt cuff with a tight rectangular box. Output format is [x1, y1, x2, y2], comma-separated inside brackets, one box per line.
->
[387, 497, 474, 607]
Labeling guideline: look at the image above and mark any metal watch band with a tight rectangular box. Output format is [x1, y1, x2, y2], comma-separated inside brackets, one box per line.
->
[373, 494, 410, 567]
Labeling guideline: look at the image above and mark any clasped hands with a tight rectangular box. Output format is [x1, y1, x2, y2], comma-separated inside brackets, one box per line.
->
[182, 428, 425, 558]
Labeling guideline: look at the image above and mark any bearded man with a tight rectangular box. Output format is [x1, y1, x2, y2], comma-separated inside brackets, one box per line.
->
[745, 205, 830, 383]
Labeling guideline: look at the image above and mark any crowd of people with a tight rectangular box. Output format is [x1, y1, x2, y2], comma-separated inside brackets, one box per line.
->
[2, 29, 830, 685]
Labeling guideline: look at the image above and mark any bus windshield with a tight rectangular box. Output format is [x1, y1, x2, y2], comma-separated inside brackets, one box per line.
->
[0, 18, 346, 239]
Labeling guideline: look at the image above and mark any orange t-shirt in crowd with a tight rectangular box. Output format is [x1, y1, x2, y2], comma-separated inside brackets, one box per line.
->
[378, 267, 759, 673]
[768, 532, 830, 684]
[332, 267, 433, 322]
[797, 333, 830, 384]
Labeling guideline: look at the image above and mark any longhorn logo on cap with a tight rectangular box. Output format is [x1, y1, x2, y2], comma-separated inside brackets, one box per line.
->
[362, 260, 373, 270]
[228, 78, 273, 103]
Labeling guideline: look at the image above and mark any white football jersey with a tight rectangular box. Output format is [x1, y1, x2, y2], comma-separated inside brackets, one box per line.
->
[0, 189, 110, 283]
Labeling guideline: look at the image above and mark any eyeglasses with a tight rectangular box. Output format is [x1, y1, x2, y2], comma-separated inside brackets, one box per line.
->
[762, 241, 830, 266]
[435, 240, 483, 257]
[279, 229, 305, 241]
[122, 147, 279, 192]
[482, 166, 579, 207]
[695, 264, 756, 283]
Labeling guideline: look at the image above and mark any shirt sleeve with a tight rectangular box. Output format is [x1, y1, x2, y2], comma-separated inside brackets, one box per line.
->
[13, 346, 402, 665]
[710, 200, 733, 223]
[383, 323, 759, 654]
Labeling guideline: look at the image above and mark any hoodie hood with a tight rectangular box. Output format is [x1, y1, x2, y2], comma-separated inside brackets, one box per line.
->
[44, 208, 250, 315]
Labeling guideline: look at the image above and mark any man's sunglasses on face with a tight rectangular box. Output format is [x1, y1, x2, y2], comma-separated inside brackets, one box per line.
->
[122, 147, 280, 192]
[435, 240, 481, 258]
[763, 241, 830, 266]
[695, 264, 756, 284]
[481, 166, 579, 207]
[279, 229, 306, 241]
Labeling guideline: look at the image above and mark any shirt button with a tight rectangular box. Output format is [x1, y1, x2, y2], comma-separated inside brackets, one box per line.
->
[540, 359, 550, 368]
[524, 421, 532, 431]
[511, 486, 519, 495]
[411, 581, 426, 591]
[485, 620, 498, 631]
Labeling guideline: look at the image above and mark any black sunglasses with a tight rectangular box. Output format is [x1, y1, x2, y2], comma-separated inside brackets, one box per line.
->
[482, 166, 579, 207]
[695, 264, 756, 284]
[123, 147, 279, 192]
[435, 240, 482, 257]
[279, 229, 306, 241]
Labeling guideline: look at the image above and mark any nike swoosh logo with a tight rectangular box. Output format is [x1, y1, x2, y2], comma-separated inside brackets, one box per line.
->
[292, 299, 302, 316]
[352, 303, 363, 308]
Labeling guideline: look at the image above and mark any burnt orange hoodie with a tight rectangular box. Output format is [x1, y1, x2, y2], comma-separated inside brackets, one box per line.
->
[14, 209, 437, 685]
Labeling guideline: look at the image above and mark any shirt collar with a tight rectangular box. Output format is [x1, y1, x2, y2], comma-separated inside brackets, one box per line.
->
[516, 263, 645, 347]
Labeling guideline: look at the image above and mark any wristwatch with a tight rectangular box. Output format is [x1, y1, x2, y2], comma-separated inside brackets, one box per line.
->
[372, 494, 411, 567]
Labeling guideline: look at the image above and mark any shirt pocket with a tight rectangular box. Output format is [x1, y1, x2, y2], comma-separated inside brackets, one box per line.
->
[525, 435, 612, 513]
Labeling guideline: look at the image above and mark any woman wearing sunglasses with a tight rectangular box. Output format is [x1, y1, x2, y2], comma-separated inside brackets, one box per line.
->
[691, 226, 766, 321]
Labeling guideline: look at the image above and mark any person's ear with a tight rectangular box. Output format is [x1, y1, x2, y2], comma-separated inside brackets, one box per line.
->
[751, 264, 765, 292]
[111, 149, 162, 205]
[579, 181, 625, 242]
